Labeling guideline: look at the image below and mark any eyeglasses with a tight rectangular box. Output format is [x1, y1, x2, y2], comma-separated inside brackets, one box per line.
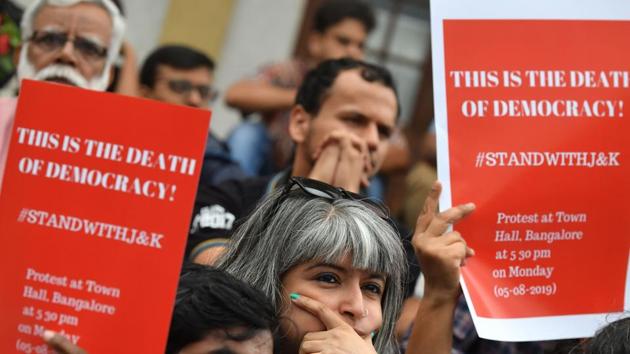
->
[164, 79, 218, 102]
[30, 31, 108, 62]
[276, 177, 394, 226]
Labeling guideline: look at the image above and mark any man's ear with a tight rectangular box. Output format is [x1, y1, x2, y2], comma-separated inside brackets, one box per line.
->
[307, 32, 322, 60]
[289, 105, 311, 144]
[139, 85, 153, 99]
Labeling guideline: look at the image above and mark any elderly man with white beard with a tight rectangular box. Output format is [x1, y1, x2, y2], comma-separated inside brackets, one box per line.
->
[0, 0, 125, 188]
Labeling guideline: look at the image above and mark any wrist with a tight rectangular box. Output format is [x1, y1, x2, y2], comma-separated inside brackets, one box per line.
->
[422, 285, 460, 308]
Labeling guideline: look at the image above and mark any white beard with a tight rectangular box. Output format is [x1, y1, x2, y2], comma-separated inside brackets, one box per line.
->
[16, 43, 111, 91]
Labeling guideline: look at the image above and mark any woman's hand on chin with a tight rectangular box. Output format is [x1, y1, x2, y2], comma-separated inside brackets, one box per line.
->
[290, 293, 377, 354]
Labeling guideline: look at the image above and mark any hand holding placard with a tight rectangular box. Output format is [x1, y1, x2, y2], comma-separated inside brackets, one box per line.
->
[0, 81, 210, 353]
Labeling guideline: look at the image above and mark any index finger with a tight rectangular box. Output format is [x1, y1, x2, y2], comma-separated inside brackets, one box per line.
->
[309, 142, 341, 184]
[425, 202, 475, 237]
[290, 293, 347, 330]
[415, 181, 442, 233]
[314, 129, 351, 157]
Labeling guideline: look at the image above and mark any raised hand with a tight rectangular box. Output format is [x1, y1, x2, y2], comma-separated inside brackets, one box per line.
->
[404, 181, 475, 354]
[412, 181, 475, 302]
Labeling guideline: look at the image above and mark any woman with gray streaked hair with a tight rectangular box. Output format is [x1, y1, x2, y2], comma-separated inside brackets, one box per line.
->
[217, 177, 407, 354]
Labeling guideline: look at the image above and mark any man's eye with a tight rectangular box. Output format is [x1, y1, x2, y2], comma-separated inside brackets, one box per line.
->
[316, 273, 339, 284]
[378, 126, 393, 139]
[38, 33, 66, 46]
[76, 41, 98, 55]
[75, 38, 107, 58]
[336, 36, 352, 46]
[343, 116, 364, 126]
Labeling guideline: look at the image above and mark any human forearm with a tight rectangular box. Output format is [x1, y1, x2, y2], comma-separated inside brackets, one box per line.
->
[405, 290, 458, 354]
[406, 182, 475, 354]
[225, 80, 296, 112]
[114, 41, 140, 97]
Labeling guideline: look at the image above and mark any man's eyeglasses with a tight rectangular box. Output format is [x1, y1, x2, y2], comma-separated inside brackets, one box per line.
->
[30, 31, 108, 62]
[165, 79, 218, 102]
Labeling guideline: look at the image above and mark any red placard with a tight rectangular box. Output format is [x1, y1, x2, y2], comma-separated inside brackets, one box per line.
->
[0, 80, 210, 353]
[444, 20, 629, 319]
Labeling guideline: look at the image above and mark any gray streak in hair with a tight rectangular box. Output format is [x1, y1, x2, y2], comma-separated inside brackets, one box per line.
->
[218, 189, 407, 354]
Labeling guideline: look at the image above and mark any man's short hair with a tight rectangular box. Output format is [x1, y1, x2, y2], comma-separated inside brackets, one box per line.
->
[295, 58, 400, 119]
[165, 264, 277, 354]
[139, 45, 215, 89]
[313, 0, 376, 34]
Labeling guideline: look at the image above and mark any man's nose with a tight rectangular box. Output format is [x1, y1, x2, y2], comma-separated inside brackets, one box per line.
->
[338, 284, 366, 321]
[363, 123, 380, 151]
[57, 39, 79, 66]
[186, 89, 204, 108]
[347, 44, 364, 60]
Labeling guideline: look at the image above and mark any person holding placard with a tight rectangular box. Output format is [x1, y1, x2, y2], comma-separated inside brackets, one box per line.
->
[0, 0, 125, 188]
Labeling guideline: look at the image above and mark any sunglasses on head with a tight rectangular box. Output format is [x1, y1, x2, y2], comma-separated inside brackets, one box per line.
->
[166, 80, 218, 102]
[262, 177, 394, 230]
[30, 30, 108, 62]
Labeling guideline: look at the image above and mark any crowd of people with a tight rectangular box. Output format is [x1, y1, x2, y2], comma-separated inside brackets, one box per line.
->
[0, 0, 627, 353]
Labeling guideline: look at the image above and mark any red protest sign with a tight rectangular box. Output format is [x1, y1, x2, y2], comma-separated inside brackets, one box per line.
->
[444, 19, 629, 319]
[0, 80, 210, 352]
[432, 12, 630, 339]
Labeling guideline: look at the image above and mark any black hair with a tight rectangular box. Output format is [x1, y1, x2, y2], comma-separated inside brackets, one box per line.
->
[295, 57, 400, 119]
[109, 0, 124, 16]
[314, 0, 376, 34]
[139, 45, 215, 88]
[165, 264, 278, 354]
[583, 316, 630, 354]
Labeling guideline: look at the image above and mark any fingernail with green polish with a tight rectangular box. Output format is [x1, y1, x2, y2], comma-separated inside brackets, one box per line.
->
[290, 293, 300, 300]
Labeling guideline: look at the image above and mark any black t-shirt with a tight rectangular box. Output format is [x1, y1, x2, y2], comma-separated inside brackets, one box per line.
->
[187, 172, 420, 298]
[187, 175, 274, 258]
